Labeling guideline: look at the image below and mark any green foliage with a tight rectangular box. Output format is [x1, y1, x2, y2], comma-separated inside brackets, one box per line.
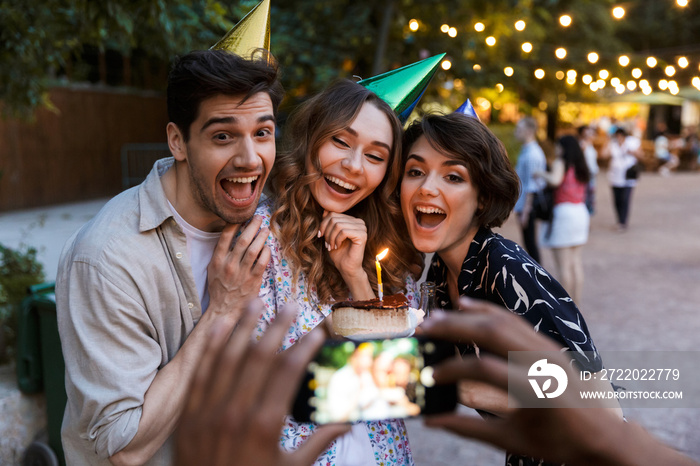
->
[0, 243, 45, 365]
[488, 122, 521, 167]
[3, 0, 700, 120]
[0, 0, 235, 119]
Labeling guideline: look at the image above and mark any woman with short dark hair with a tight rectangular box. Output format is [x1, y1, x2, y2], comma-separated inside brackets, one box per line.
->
[400, 113, 605, 466]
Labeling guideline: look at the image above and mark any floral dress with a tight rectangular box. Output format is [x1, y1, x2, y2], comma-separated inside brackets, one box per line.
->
[427, 226, 602, 466]
[254, 198, 417, 466]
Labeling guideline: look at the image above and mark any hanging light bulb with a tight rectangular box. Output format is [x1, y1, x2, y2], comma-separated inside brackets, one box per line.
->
[504, 66, 514, 76]
[559, 15, 572, 27]
[632, 68, 642, 79]
[647, 56, 657, 68]
[515, 20, 526, 31]
[409, 19, 419, 31]
[555, 48, 567, 59]
[627, 80, 637, 91]
[522, 42, 533, 53]
[665, 65, 676, 77]
[612, 6, 625, 19]
[441, 24, 450, 33]
[486, 36, 496, 46]
[474, 22, 485, 32]
[534, 69, 545, 79]
[599, 69, 609, 80]
[619, 55, 630, 66]
[588, 52, 599, 64]
[582, 74, 593, 85]
[678, 57, 689, 68]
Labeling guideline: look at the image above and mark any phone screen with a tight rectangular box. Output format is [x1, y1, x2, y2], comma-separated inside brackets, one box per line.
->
[292, 337, 457, 424]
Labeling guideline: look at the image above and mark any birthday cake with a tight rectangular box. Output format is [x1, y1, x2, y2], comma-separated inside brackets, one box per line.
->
[331, 293, 424, 339]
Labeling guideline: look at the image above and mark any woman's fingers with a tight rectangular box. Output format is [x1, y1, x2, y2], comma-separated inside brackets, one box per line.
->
[318, 212, 367, 250]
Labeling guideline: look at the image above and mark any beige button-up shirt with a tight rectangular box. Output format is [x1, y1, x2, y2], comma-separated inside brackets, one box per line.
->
[56, 158, 200, 465]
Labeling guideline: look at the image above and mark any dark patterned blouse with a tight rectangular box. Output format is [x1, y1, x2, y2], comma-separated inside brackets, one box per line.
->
[427, 227, 603, 466]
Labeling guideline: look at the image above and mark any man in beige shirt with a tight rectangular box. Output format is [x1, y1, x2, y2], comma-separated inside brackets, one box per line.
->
[56, 49, 283, 465]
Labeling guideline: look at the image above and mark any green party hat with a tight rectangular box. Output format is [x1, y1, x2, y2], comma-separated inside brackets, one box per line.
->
[358, 53, 446, 123]
[211, 0, 271, 57]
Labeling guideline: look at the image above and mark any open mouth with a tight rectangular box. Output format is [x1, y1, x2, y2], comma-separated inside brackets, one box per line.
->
[221, 175, 259, 202]
[415, 205, 446, 228]
[325, 175, 358, 195]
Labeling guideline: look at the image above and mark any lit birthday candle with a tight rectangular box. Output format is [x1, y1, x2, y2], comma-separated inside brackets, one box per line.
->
[376, 248, 389, 301]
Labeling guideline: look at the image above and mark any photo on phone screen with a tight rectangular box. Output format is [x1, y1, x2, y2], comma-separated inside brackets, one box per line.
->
[292, 337, 457, 424]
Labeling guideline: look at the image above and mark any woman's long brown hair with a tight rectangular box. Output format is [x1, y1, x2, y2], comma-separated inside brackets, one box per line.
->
[269, 79, 423, 303]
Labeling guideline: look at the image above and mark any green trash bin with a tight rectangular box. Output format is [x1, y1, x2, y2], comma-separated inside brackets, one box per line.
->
[16, 282, 66, 466]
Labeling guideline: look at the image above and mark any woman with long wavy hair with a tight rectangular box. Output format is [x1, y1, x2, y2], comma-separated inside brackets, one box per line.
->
[253, 78, 423, 466]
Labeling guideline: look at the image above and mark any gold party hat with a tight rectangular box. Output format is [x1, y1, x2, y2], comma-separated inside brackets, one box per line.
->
[211, 0, 271, 57]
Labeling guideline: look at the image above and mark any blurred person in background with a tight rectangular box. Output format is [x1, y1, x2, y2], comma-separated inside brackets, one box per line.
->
[535, 135, 591, 305]
[653, 123, 679, 176]
[577, 125, 599, 214]
[603, 128, 643, 232]
[513, 116, 547, 263]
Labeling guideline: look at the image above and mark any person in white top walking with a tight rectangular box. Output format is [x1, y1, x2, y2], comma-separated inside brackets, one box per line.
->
[604, 128, 643, 231]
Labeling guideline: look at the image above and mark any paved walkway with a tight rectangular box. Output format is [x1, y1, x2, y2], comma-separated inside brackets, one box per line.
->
[1, 170, 699, 463]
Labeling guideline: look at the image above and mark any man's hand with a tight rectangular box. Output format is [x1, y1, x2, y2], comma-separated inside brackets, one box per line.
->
[207, 216, 271, 322]
[176, 301, 349, 466]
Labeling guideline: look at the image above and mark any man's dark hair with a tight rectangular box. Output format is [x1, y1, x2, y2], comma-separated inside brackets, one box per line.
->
[167, 49, 284, 141]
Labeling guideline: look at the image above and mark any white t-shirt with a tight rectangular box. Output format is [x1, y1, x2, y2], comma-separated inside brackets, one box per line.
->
[168, 202, 220, 311]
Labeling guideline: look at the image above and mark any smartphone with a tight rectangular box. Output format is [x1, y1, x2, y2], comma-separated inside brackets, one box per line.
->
[292, 337, 457, 424]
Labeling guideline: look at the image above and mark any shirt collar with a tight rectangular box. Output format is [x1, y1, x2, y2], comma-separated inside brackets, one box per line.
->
[138, 157, 177, 233]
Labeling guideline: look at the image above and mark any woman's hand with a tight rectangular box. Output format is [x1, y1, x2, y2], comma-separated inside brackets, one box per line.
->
[318, 211, 374, 300]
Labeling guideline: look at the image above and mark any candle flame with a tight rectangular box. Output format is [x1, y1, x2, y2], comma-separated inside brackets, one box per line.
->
[376, 248, 389, 261]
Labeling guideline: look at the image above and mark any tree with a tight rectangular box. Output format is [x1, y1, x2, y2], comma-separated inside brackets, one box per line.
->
[0, 0, 237, 119]
[4, 0, 699, 129]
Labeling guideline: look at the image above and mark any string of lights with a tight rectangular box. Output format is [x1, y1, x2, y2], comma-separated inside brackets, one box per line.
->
[408, 1, 700, 97]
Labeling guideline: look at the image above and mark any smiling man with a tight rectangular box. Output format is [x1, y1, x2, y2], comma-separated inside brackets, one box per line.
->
[56, 49, 284, 466]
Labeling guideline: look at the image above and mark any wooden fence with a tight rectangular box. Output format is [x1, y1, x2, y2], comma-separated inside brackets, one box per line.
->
[0, 86, 169, 212]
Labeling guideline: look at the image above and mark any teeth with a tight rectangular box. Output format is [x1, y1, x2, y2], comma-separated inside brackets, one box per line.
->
[226, 176, 258, 183]
[416, 205, 446, 215]
[325, 175, 358, 191]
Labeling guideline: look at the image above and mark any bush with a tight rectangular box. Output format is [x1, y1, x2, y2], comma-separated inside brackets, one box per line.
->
[0, 243, 45, 365]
